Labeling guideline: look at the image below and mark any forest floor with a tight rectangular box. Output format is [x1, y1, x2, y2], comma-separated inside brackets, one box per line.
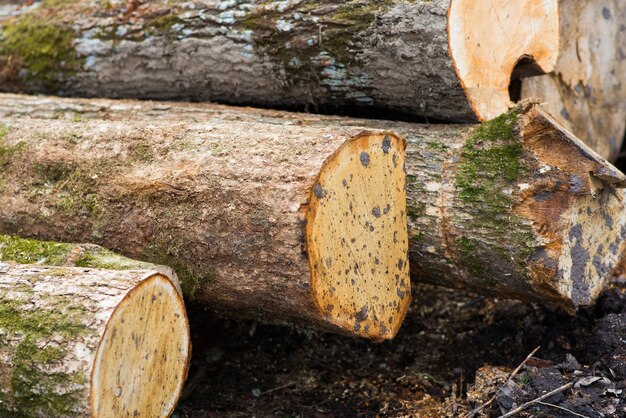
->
[173, 280, 626, 417]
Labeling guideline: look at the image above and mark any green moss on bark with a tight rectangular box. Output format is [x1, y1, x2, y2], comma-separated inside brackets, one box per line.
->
[0, 235, 158, 272]
[454, 109, 536, 279]
[0, 296, 88, 416]
[242, 1, 392, 94]
[0, 16, 81, 92]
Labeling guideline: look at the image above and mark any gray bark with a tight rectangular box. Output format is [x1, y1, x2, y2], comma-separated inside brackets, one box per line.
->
[0, 0, 519, 122]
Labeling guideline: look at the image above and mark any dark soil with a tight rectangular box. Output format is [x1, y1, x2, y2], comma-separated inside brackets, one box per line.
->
[174, 280, 626, 417]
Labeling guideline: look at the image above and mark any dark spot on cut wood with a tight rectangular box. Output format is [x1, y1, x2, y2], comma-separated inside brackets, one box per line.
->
[360, 152, 370, 167]
[382, 135, 391, 154]
[535, 191, 553, 202]
[397, 289, 405, 299]
[314, 183, 325, 199]
[568, 174, 585, 193]
[603, 7, 612, 20]
[372, 206, 381, 218]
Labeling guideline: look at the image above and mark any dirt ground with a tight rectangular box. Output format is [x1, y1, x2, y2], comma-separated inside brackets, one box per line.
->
[173, 279, 626, 418]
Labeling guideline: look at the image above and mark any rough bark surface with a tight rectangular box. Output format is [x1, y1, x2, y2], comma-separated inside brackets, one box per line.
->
[522, 0, 626, 161]
[0, 264, 190, 418]
[0, 94, 409, 339]
[0, 234, 183, 294]
[404, 104, 626, 311]
[0, 94, 623, 312]
[0, 0, 557, 122]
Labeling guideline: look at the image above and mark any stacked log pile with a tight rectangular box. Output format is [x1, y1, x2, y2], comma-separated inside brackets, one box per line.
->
[0, 0, 624, 416]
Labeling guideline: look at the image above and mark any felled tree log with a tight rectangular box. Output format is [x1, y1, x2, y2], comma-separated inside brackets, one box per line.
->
[0, 263, 190, 417]
[405, 102, 626, 312]
[0, 94, 410, 340]
[0, 233, 183, 294]
[0, 94, 623, 314]
[0, 0, 558, 122]
[521, 0, 626, 161]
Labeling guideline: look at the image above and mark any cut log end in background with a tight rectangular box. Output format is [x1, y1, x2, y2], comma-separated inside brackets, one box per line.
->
[521, 0, 626, 161]
[447, 0, 559, 120]
[307, 133, 410, 339]
[0, 264, 190, 418]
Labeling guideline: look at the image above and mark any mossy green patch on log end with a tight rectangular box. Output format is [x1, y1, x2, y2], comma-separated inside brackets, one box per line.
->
[0, 295, 88, 417]
[0, 16, 81, 92]
[454, 109, 536, 277]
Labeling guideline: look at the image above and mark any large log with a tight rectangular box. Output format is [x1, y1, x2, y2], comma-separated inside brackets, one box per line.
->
[0, 94, 410, 340]
[0, 94, 623, 314]
[404, 103, 626, 312]
[0, 0, 558, 122]
[0, 262, 190, 417]
[521, 0, 626, 161]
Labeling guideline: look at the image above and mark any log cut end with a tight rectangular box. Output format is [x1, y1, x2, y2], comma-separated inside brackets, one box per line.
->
[90, 272, 190, 417]
[516, 107, 626, 310]
[448, 0, 559, 121]
[307, 132, 410, 340]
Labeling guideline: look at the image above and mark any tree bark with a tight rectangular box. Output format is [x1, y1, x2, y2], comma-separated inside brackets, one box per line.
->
[0, 263, 190, 418]
[0, 94, 623, 315]
[0, 94, 410, 340]
[521, 0, 626, 161]
[0, 0, 558, 122]
[404, 102, 626, 312]
[0, 233, 184, 294]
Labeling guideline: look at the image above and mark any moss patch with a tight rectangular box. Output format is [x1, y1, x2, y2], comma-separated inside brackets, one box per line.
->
[242, 1, 391, 93]
[0, 234, 159, 272]
[0, 235, 74, 265]
[0, 296, 88, 416]
[145, 242, 212, 299]
[0, 16, 81, 91]
[454, 109, 535, 278]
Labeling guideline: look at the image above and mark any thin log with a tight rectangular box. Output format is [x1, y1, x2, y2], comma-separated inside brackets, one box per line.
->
[521, 0, 626, 161]
[0, 263, 190, 418]
[0, 94, 623, 316]
[0, 233, 183, 294]
[0, 0, 558, 122]
[0, 94, 410, 340]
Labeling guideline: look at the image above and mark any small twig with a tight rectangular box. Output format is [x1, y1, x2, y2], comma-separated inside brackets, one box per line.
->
[537, 401, 590, 418]
[464, 346, 540, 418]
[497, 382, 574, 418]
[507, 346, 541, 379]
[262, 381, 296, 395]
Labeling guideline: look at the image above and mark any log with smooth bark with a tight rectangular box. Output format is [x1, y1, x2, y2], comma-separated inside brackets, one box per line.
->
[0, 0, 558, 122]
[521, 0, 626, 161]
[0, 263, 190, 418]
[0, 94, 623, 313]
[0, 94, 410, 340]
